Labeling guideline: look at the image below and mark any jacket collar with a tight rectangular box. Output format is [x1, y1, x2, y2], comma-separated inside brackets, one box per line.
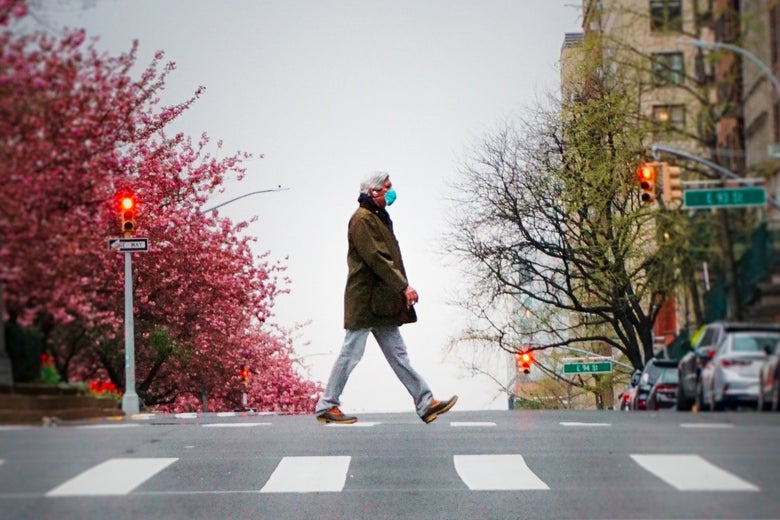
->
[358, 193, 393, 230]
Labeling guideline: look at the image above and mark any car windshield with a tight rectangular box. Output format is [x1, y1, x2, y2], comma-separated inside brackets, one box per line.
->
[641, 363, 664, 384]
[729, 332, 780, 353]
[657, 369, 678, 384]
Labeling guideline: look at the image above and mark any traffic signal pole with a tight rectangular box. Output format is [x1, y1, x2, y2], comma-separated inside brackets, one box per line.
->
[122, 250, 140, 415]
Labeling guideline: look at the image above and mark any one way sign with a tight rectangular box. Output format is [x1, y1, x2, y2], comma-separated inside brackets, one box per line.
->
[108, 237, 149, 253]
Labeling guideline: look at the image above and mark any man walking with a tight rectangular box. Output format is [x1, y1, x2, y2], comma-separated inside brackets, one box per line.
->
[315, 172, 457, 424]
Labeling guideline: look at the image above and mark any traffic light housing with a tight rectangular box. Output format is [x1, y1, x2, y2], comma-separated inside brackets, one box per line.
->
[240, 367, 250, 386]
[516, 351, 533, 374]
[661, 164, 683, 203]
[637, 163, 658, 203]
[118, 194, 136, 237]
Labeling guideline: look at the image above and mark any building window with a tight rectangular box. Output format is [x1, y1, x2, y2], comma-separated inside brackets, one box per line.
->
[714, 0, 740, 43]
[651, 52, 685, 85]
[650, 0, 683, 32]
[653, 104, 686, 130]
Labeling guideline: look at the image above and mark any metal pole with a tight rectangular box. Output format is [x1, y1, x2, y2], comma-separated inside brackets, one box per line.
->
[122, 252, 139, 415]
[201, 187, 289, 213]
[651, 144, 780, 210]
[678, 38, 780, 102]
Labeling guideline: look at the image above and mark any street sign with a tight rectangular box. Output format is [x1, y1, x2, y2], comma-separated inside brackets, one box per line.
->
[108, 237, 149, 253]
[562, 361, 612, 374]
[683, 187, 766, 209]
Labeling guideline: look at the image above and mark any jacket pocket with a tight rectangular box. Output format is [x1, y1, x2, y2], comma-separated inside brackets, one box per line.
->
[371, 283, 404, 317]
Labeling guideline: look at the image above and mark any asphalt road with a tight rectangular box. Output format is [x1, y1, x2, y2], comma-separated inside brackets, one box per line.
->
[1, 409, 778, 519]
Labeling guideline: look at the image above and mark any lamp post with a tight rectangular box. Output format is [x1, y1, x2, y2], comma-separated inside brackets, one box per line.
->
[678, 37, 780, 158]
[201, 186, 289, 213]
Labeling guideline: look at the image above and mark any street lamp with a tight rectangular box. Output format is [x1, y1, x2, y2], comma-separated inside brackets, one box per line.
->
[678, 37, 780, 158]
[202, 186, 289, 213]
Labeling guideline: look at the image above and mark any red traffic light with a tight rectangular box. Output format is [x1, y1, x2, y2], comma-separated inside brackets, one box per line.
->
[240, 367, 250, 381]
[120, 196, 135, 211]
[516, 351, 533, 374]
[116, 193, 137, 236]
[637, 163, 657, 203]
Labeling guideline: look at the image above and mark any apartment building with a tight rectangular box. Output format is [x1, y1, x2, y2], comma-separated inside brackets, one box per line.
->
[741, 0, 780, 213]
[563, 0, 780, 332]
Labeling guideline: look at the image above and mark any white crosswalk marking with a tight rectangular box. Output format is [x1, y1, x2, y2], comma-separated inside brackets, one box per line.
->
[631, 454, 759, 491]
[454, 455, 549, 490]
[450, 422, 497, 427]
[325, 422, 381, 427]
[46, 458, 177, 497]
[560, 422, 611, 427]
[202, 423, 271, 428]
[75, 424, 140, 429]
[260, 456, 351, 493]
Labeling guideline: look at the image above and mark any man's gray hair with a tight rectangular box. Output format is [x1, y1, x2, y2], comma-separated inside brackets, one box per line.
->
[360, 171, 390, 194]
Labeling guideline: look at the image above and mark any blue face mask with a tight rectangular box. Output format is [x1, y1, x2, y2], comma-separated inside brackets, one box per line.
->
[384, 189, 397, 206]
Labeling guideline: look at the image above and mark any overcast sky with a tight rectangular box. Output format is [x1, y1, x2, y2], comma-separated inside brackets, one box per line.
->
[47, 0, 582, 412]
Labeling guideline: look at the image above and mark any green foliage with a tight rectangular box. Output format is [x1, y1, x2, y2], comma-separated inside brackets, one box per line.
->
[38, 354, 61, 384]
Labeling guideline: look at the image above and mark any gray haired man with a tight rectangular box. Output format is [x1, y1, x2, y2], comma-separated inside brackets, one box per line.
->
[315, 172, 457, 424]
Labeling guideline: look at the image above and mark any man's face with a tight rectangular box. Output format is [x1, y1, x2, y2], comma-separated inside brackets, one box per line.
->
[371, 178, 393, 208]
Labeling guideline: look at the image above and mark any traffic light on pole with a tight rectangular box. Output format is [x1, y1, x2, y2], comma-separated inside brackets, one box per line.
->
[637, 163, 658, 204]
[516, 351, 533, 374]
[661, 164, 683, 203]
[118, 194, 136, 237]
[240, 367, 250, 387]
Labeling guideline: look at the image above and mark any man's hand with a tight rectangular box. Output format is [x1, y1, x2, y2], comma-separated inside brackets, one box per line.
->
[404, 286, 419, 308]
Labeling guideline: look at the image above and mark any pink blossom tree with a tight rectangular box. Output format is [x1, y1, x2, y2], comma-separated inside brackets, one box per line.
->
[0, 1, 320, 412]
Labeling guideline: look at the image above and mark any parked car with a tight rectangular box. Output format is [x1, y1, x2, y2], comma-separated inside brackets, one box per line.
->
[677, 322, 780, 411]
[646, 368, 679, 410]
[630, 358, 678, 410]
[618, 370, 641, 411]
[758, 337, 780, 411]
[699, 327, 780, 411]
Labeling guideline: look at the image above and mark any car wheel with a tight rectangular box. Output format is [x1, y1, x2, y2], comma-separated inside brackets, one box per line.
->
[695, 380, 708, 411]
[710, 387, 724, 412]
[772, 379, 780, 413]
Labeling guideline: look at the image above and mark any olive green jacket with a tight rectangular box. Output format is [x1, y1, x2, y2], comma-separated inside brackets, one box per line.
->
[343, 204, 417, 330]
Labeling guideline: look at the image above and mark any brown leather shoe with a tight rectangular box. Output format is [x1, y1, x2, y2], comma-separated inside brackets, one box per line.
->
[316, 406, 358, 424]
[421, 395, 458, 424]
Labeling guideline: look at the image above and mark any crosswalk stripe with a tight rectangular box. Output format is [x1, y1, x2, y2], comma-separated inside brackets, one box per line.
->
[631, 454, 759, 491]
[202, 423, 271, 428]
[560, 422, 611, 427]
[260, 456, 351, 493]
[450, 422, 497, 427]
[46, 458, 178, 497]
[454, 455, 549, 490]
[325, 422, 381, 427]
[75, 424, 140, 429]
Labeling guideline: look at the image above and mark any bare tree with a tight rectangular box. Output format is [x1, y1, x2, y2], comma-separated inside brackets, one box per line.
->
[446, 69, 690, 372]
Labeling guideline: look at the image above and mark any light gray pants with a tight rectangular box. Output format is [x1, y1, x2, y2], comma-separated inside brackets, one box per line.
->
[315, 326, 434, 417]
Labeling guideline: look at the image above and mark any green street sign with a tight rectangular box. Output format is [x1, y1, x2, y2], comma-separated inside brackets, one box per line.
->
[684, 187, 766, 209]
[562, 361, 612, 374]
